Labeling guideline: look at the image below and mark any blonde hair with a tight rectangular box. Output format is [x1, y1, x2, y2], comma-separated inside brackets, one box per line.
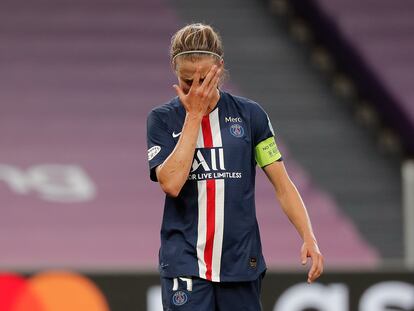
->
[170, 23, 224, 68]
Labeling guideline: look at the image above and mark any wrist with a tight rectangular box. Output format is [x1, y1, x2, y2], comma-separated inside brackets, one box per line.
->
[303, 235, 317, 244]
[186, 112, 204, 122]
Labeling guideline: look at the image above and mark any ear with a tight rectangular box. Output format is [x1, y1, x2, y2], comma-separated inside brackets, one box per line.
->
[220, 59, 224, 66]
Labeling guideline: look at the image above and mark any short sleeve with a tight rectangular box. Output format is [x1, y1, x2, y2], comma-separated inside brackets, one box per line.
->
[251, 103, 283, 167]
[146, 110, 176, 181]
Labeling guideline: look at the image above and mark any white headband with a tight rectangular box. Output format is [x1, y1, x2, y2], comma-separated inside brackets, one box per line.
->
[172, 50, 223, 62]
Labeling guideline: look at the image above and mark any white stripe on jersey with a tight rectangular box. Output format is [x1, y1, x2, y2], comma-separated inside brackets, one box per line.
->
[196, 124, 204, 148]
[211, 178, 225, 282]
[196, 179, 208, 279]
[210, 108, 222, 147]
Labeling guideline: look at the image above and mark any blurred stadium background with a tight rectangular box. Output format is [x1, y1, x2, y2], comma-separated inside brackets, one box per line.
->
[1, 0, 413, 310]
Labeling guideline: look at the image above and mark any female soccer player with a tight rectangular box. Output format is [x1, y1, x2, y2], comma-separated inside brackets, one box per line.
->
[147, 23, 323, 311]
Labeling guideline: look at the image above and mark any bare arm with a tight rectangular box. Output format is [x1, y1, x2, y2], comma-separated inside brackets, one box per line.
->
[155, 113, 202, 197]
[156, 65, 221, 197]
[263, 160, 324, 283]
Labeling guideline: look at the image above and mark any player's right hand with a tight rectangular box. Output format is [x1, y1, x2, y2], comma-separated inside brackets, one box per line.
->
[173, 65, 222, 118]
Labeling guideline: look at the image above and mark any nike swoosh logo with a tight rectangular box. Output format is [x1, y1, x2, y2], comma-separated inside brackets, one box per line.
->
[172, 131, 182, 138]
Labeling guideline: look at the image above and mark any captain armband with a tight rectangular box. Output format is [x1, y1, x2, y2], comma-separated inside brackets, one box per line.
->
[255, 136, 282, 168]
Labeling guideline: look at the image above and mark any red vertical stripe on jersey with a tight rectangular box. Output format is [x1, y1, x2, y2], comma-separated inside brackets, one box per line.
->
[204, 179, 216, 280]
[201, 116, 213, 148]
[201, 115, 214, 280]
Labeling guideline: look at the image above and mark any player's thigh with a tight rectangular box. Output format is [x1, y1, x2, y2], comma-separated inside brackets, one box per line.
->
[161, 276, 215, 311]
[214, 275, 263, 311]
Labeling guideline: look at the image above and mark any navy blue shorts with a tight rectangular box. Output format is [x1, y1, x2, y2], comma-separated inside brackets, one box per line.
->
[160, 274, 263, 311]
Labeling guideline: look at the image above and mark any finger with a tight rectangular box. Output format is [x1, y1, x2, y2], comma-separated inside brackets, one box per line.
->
[173, 84, 185, 99]
[192, 67, 201, 89]
[307, 254, 318, 283]
[301, 246, 308, 265]
[200, 68, 219, 102]
[310, 261, 321, 282]
[309, 254, 324, 283]
[315, 255, 324, 279]
[200, 65, 217, 91]
[206, 68, 221, 97]
[205, 69, 221, 101]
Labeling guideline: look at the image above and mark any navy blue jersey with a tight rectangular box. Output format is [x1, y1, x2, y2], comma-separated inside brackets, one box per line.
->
[147, 90, 282, 282]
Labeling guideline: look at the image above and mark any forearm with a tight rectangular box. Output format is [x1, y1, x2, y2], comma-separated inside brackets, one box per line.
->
[157, 113, 202, 197]
[262, 139, 323, 282]
[276, 180, 317, 243]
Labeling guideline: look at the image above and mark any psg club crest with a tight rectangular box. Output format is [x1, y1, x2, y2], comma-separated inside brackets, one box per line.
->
[230, 124, 244, 138]
[172, 290, 188, 306]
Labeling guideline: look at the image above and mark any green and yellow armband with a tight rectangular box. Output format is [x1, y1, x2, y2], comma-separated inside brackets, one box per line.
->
[255, 136, 282, 167]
